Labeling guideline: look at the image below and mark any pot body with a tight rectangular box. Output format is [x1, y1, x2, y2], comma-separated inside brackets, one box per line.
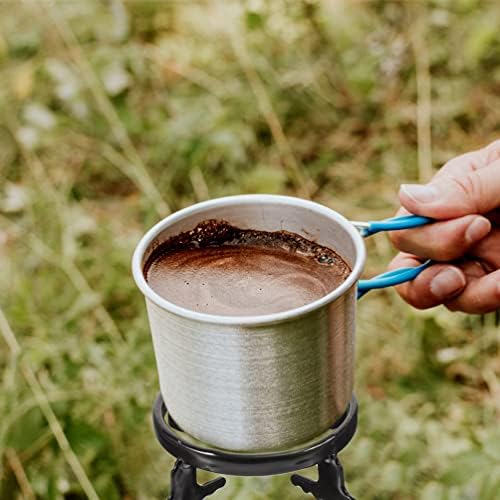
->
[132, 195, 366, 451]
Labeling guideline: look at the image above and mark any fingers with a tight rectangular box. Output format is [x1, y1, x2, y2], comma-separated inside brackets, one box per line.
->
[389, 253, 500, 313]
[434, 139, 500, 180]
[390, 214, 491, 261]
[388, 254, 466, 309]
[399, 159, 500, 219]
[445, 269, 500, 314]
[390, 140, 500, 313]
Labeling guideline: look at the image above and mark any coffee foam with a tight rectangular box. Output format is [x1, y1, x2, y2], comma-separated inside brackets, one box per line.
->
[144, 220, 350, 316]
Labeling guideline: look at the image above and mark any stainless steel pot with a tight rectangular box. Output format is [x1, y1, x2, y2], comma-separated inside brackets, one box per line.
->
[132, 194, 430, 452]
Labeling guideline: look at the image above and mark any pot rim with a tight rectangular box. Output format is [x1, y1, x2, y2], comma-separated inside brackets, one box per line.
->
[132, 194, 366, 326]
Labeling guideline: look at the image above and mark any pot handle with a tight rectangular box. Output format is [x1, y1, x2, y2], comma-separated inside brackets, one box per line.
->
[350, 214, 434, 299]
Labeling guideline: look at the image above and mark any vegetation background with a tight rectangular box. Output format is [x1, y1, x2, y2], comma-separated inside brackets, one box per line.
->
[1, 0, 499, 498]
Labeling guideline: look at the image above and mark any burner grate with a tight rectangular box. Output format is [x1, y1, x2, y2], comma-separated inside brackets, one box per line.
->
[152, 394, 358, 499]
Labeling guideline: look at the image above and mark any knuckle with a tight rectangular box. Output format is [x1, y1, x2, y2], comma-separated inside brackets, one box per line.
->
[450, 174, 483, 212]
[441, 153, 477, 175]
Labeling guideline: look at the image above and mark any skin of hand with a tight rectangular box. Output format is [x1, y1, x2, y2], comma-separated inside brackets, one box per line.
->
[388, 139, 500, 313]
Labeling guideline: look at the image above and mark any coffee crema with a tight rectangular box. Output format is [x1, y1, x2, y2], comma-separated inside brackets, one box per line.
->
[143, 220, 351, 316]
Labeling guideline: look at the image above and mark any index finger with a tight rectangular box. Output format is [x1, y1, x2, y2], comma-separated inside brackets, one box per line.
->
[434, 139, 500, 181]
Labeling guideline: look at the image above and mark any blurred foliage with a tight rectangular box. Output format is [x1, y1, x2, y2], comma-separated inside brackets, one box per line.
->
[0, 0, 499, 499]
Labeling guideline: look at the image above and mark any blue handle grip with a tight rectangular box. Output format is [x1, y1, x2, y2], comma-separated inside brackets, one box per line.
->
[355, 214, 435, 299]
[357, 260, 432, 299]
[361, 214, 433, 237]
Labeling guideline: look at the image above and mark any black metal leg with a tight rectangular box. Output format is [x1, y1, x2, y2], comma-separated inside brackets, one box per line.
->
[155, 394, 358, 499]
[168, 459, 226, 500]
[291, 454, 355, 500]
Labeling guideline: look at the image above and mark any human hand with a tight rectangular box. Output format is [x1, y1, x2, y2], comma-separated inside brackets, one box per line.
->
[389, 140, 500, 313]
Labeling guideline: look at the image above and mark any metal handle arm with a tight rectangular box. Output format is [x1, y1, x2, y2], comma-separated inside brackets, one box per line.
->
[350, 214, 435, 299]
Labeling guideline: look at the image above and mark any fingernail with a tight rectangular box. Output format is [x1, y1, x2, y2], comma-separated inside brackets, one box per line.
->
[465, 217, 491, 244]
[400, 184, 439, 204]
[430, 268, 466, 299]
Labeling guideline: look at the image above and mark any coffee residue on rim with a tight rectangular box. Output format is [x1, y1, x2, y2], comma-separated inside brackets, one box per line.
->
[143, 219, 350, 276]
[143, 219, 351, 316]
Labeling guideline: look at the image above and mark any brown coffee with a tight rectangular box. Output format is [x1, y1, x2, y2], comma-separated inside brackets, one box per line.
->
[144, 220, 350, 316]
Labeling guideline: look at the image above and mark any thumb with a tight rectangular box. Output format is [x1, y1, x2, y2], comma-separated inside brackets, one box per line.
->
[399, 161, 500, 218]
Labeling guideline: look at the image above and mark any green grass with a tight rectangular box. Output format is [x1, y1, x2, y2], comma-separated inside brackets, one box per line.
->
[1, 1, 499, 498]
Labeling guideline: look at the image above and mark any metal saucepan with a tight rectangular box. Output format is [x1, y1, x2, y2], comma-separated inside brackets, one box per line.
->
[132, 195, 431, 452]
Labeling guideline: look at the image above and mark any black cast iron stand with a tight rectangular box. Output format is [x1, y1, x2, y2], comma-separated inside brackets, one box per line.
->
[152, 394, 358, 499]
